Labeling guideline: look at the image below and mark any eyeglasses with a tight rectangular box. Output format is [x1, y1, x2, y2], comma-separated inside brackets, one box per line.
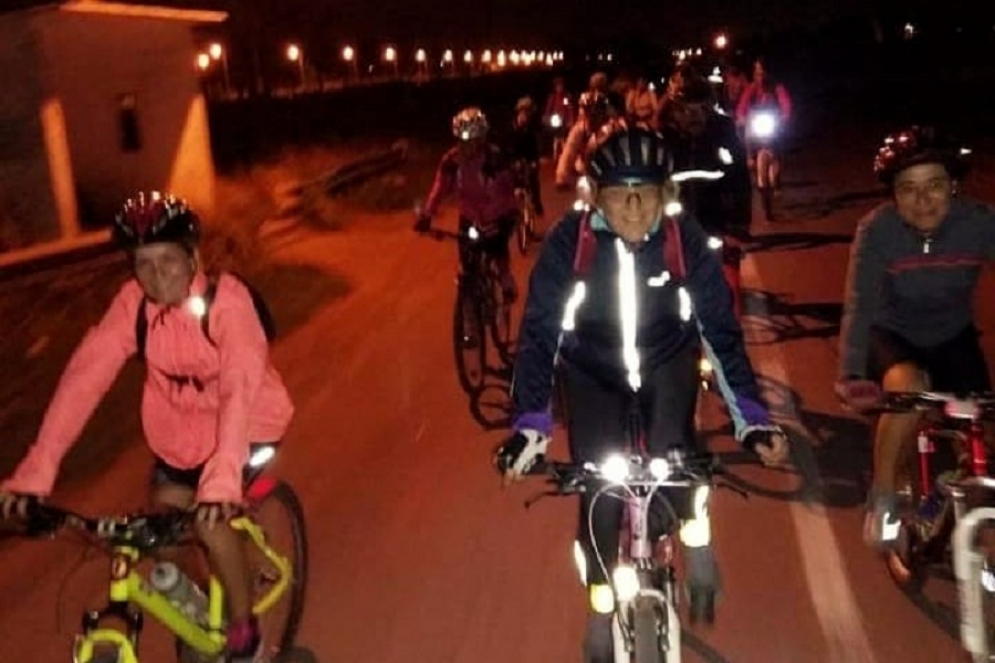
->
[894, 177, 952, 201]
[597, 184, 663, 208]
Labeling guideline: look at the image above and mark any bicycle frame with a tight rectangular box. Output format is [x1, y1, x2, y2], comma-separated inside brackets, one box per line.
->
[74, 515, 292, 663]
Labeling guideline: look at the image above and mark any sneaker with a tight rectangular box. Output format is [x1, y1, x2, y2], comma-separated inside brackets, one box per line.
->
[227, 617, 262, 663]
[863, 490, 901, 551]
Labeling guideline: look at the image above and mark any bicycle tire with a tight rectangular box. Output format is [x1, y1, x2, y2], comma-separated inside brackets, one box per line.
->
[453, 278, 487, 394]
[487, 270, 514, 366]
[517, 203, 533, 256]
[251, 480, 309, 655]
[633, 598, 666, 663]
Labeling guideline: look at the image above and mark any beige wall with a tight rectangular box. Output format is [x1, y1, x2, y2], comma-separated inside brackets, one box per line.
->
[0, 12, 65, 249]
[36, 11, 216, 229]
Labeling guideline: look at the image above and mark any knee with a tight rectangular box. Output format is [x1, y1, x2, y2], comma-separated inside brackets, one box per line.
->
[881, 362, 927, 392]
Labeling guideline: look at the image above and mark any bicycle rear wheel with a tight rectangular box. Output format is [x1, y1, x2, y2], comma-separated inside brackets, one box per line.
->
[453, 277, 487, 394]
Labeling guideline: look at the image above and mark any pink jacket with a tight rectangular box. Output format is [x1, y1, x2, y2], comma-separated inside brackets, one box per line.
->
[423, 144, 520, 228]
[2, 272, 294, 503]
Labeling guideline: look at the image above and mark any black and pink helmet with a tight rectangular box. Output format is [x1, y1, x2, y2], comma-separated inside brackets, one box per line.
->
[112, 191, 200, 251]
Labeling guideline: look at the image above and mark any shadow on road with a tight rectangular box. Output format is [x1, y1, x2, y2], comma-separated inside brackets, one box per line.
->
[701, 373, 871, 510]
[741, 289, 842, 345]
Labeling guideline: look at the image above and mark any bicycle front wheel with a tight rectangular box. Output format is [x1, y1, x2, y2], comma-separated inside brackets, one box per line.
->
[247, 480, 309, 657]
[632, 598, 667, 663]
[453, 278, 487, 394]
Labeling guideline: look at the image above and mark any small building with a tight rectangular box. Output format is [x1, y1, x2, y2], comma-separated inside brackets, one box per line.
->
[0, 0, 226, 252]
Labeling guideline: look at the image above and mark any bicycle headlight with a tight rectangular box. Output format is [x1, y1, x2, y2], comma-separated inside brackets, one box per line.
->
[648, 458, 671, 481]
[706, 236, 724, 250]
[612, 564, 640, 603]
[467, 225, 480, 241]
[749, 112, 777, 139]
[600, 454, 629, 484]
[550, 113, 563, 128]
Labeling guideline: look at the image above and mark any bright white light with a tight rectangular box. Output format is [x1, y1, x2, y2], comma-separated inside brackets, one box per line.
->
[187, 295, 207, 318]
[550, 113, 563, 128]
[464, 50, 473, 63]
[678, 286, 692, 321]
[384, 46, 397, 63]
[286, 44, 301, 62]
[443, 49, 454, 63]
[572, 199, 587, 212]
[342, 45, 355, 62]
[672, 170, 725, 183]
[750, 112, 777, 139]
[982, 567, 995, 593]
[589, 583, 615, 614]
[714, 34, 728, 49]
[600, 454, 629, 484]
[208, 43, 223, 60]
[649, 458, 671, 480]
[699, 357, 713, 375]
[707, 236, 724, 250]
[718, 147, 733, 165]
[693, 485, 710, 519]
[482, 49, 492, 63]
[415, 48, 426, 63]
[249, 445, 276, 468]
[612, 564, 640, 602]
[195, 53, 210, 71]
[467, 224, 479, 240]
[664, 201, 683, 217]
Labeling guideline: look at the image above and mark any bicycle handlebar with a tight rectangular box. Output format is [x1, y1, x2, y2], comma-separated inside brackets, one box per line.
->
[527, 451, 723, 495]
[16, 502, 196, 550]
[866, 390, 995, 419]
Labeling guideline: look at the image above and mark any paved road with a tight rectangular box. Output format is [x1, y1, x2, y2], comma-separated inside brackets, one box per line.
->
[1, 113, 992, 662]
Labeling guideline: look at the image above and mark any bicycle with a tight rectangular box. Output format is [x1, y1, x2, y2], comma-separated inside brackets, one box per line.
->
[744, 108, 783, 222]
[5, 443, 311, 663]
[452, 221, 514, 394]
[865, 391, 995, 597]
[512, 160, 539, 256]
[524, 448, 738, 663]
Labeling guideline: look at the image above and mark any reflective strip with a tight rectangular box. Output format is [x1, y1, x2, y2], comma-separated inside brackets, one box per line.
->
[672, 169, 725, 182]
[561, 282, 587, 331]
[616, 239, 641, 390]
[678, 286, 692, 322]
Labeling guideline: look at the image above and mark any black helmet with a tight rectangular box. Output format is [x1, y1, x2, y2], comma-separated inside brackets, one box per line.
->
[586, 123, 672, 186]
[113, 191, 200, 251]
[873, 126, 970, 185]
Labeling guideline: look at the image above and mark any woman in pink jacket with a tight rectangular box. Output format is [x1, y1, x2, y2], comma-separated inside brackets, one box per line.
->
[0, 191, 294, 663]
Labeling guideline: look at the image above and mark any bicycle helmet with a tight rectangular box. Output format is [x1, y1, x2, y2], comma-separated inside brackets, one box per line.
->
[515, 96, 535, 113]
[579, 91, 611, 116]
[873, 125, 970, 185]
[452, 107, 489, 141]
[112, 191, 200, 251]
[586, 124, 672, 186]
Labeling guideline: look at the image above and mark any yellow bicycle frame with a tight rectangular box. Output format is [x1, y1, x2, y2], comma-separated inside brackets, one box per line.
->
[73, 516, 293, 663]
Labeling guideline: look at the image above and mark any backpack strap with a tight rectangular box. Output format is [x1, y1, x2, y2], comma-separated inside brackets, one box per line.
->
[572, 210, 597, 277]
[200, 274, 220, 347]
[662, 217, 686, 280]
[135, 296, 149, 361]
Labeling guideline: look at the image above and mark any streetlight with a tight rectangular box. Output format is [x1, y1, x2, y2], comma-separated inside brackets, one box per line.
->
[481, 49, 492, 64]
[463, 50, 473, 64]
[509, 50, 520, 65]
[196, 52, 210, 71]
[496, 50, 506, 68]
[714, 33, 728, 50]
[286, 43, 305, 90]
[208, 42, 230, 95]
[442, 48, 453, 72]
[342, 45, 357, 80]
[383, 46, 398, 78]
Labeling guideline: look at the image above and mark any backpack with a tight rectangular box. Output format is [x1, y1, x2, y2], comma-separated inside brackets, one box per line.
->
[135, 273, 276, 361]
[572, 210, 686, 280]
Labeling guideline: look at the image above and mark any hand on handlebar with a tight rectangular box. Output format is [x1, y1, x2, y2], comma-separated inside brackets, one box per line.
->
[742, 426, 790, 468]
[493, 430, 550, 487]
[193, 502, 242, 530]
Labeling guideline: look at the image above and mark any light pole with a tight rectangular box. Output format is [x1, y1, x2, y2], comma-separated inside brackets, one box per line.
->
[286, 43, 305, 90]
[208, 42, 230, 96]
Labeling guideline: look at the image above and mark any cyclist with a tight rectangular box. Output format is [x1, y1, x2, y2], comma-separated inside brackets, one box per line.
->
[495, 124, 788, 661]
[658, 62, 752, 317]
[506, 95, 546, 222]
[735, 57, 792, 175]
[836, 126, 995, 550]
[555, 90, 614, 189]
[0, 191, 294, 663]
[415, 107, 521, 300]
